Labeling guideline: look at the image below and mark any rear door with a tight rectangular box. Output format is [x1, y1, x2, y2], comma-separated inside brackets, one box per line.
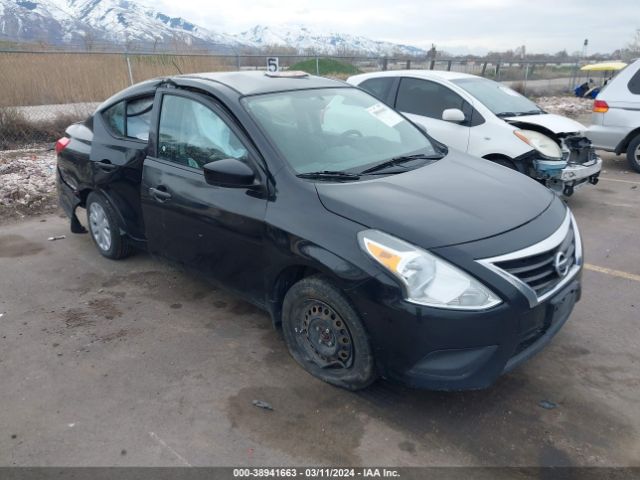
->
[394, 77, 471, 151]
[90, 94, 155, 239]
[141, 89, 268, 301]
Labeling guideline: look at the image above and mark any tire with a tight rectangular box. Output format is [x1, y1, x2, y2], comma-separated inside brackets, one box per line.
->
[625, 134, 640, 173]
[281, 275, 377, 391]
[86, 192, 132, 260]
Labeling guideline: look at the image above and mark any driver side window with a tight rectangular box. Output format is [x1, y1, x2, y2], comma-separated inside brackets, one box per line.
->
[396, 78, 465, 120]
[158, 95, 248, 169]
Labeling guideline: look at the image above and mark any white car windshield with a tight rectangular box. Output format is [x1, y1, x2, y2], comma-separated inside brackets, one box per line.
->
[243, 88, 439, 175]
[452, 77, 543, 117]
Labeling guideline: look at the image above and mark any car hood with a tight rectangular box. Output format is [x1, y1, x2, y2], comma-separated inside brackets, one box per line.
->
[504, 113, 585, 135]
[316, 152, 556, 249]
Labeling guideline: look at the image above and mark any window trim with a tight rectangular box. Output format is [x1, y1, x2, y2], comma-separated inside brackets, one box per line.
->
[99, 93, 155, 143]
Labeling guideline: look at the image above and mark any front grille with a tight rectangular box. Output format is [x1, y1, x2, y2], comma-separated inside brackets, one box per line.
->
[493, 225, 576, 297]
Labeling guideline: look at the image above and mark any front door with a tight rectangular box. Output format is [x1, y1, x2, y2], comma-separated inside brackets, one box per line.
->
[141, 90, 268, 302]
[394, 77, 471, 151]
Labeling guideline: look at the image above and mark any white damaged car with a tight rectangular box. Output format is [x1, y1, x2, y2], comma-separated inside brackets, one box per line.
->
[348, 70, 602, 196]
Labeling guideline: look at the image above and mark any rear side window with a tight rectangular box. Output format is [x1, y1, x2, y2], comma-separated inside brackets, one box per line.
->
[102, 102, 125, 136]
[126, 97, 153, 140]
[359, 77, 395, 104]
[101, 96, 153, 140]
[396, 78, 465, 119]
[628, 69, 640, 95]
[158, 95, 248, 169]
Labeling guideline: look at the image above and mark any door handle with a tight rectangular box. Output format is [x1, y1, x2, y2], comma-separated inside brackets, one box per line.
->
[97, 159, 118, 172]
[149, 186, 172, 202]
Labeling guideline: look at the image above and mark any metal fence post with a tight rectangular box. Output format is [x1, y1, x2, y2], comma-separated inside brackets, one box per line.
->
[496, 62, 501, 80]
[126, 54, 134, 85]
[447, 60, 452, 71]
[481, 62, 487, 77]
[316, 56, 320, 75]
[381, 57, 388, 71]
[406, 59, 411, 70]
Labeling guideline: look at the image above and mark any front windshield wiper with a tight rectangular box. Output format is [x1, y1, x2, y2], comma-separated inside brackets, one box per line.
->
[297, 170, 361, 180]
[358, 153, 444, 175]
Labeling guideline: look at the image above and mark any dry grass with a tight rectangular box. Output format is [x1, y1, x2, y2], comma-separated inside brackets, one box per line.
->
[0, 107, 85, 149]
[0, 52, 230, 107]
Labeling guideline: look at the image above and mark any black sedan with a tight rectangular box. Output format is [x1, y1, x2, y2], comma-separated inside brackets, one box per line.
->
[56, 71, 582, 390]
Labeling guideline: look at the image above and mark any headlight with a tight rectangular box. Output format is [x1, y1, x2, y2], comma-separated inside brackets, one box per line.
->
[514, 129, 562, 159]
[358, 230, 501, 310]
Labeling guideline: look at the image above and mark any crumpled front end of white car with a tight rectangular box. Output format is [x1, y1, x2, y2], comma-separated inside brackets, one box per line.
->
[535, 135, 602, 196]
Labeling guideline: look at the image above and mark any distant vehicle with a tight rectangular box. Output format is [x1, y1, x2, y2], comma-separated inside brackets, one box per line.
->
[57, 72, 582, 391]
[586, 58, 640, 173]
[348, 70, 602, 196]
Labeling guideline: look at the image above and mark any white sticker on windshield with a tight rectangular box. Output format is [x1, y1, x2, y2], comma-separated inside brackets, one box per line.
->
[366, 103, 403, 127]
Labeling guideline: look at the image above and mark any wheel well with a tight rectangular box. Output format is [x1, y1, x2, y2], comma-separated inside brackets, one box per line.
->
[483, 153, 512, 162]
[616, 127, 640, 154]
[482, 153, 522, 172]
[269, 265, 322, 326]
[78, 188, 92, 207]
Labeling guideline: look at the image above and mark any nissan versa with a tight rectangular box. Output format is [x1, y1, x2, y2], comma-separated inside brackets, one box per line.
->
[56, 71, 583, 391]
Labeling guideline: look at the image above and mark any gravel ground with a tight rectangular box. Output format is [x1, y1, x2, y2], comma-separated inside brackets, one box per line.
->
[0, 147, 58, 222]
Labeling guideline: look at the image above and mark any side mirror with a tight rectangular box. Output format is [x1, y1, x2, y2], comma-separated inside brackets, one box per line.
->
[442, 108, 466, 123]
[203, 158, 255, 188]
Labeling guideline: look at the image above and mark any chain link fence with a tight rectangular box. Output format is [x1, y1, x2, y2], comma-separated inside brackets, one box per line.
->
[0, 49, 583, 149]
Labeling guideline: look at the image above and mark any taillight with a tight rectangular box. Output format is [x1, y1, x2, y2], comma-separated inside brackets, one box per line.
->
[55, 137, 70, 154]
[593, 100, 609, 113]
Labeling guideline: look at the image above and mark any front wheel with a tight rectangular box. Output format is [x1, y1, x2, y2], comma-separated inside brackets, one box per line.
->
[626, 134, 640, 173]
[86, 192, 132, 260]
[281, 275, 377, 390]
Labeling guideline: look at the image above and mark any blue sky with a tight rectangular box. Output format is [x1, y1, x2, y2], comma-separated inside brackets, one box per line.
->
[156, 0, 637, 54]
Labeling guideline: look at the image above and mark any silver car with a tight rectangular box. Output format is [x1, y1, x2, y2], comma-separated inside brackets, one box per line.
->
[587, 58, 640, 173]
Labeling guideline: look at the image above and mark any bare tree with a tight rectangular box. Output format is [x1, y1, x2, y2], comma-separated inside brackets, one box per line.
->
[622, 29, 640, 61]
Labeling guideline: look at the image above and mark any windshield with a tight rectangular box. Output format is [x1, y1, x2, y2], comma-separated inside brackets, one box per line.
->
[243, 88, 437, 174]
[452, 77, 543, 116]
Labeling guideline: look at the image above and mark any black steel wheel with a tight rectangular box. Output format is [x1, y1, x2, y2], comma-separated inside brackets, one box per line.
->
[282, 275, 377, 390]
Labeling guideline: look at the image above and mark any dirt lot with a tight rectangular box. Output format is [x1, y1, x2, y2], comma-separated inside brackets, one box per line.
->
[0, 151, 639, 468]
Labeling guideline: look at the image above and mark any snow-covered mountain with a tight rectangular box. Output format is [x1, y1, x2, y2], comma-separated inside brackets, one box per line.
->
[238, 24, 426, 56]
[0, 0, 427, 56]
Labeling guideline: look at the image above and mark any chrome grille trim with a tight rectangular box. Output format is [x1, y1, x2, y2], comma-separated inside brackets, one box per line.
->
[477, 210, 582, 308]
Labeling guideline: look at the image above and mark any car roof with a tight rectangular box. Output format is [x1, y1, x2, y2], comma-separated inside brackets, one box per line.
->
[349, 69, 478, 83]
[96, 71, 350, 112]
[178, 71, 348, 95]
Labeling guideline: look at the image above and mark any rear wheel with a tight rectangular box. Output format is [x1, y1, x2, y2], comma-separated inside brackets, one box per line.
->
[281, 275, 377, 390]
[86, 192, 132, 260]
[625, 134, 640, 173]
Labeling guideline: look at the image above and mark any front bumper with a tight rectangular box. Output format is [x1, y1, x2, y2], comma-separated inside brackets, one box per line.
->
[545, 157, 602, 195]
[349, 277, 581, 390]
